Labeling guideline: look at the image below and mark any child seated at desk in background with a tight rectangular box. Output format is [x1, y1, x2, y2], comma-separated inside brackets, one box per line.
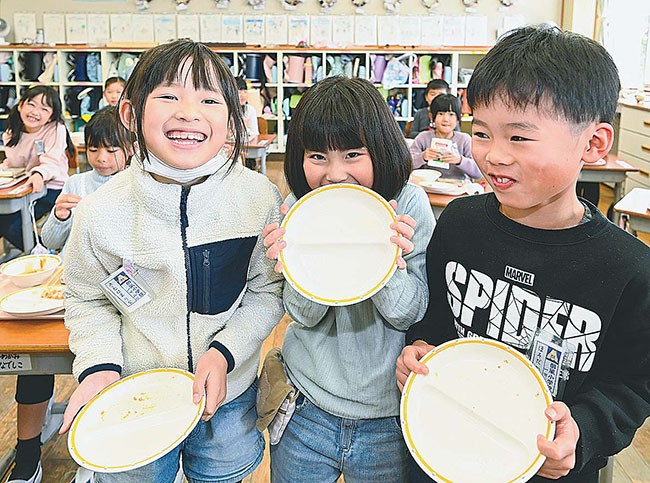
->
[396, 25, 650, 483]
[0, 85, 72, 257]
[41, 107, 131, 252]
[407, 79, 450, 139]
[237, 76, 260, 170]
[409, 93, 481, 181]
[100, 76, 126, 108]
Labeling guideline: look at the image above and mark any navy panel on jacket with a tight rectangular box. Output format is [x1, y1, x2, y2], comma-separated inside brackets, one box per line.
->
[189, 237, 258, 315]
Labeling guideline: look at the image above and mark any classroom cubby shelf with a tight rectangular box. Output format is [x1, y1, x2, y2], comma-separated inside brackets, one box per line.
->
[0, 44, 489, 152]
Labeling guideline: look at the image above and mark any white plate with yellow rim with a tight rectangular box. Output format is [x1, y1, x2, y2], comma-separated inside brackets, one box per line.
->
[279, 184, 399, 306]
[401, 338, 554, 483]
[0, 285, 65, 317]
[68, 368, 205, 473]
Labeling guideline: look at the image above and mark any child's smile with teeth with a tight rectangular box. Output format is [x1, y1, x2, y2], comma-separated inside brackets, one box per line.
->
[166, 130, 207, 144]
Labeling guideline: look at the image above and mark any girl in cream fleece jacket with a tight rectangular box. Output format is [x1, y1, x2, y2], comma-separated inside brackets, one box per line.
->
[60, 41, 284, 483]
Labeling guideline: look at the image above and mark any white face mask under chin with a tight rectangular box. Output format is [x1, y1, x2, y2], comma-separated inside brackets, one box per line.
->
[141, 150, 229, 184]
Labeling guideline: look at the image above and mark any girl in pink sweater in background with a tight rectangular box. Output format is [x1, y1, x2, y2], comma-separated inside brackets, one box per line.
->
[1, 85, 72, 253]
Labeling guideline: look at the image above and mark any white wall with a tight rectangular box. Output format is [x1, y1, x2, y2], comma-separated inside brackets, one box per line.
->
[1, 0, 562, 44]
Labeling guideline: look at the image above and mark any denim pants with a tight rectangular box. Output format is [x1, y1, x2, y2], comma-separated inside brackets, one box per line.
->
[270, 394, 408, 483]
[94, 381, 263, 483]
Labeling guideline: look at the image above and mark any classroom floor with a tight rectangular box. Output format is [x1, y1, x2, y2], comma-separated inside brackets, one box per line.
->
[0, 162, 648, 482]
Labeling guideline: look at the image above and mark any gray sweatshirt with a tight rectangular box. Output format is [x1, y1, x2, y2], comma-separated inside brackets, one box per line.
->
[282, 183, 435, 419]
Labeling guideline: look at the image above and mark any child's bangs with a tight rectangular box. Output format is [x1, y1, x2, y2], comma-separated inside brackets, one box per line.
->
[165, 54, 224, 94]
[86, 131, 121, 149]
[300, 108, 365, 153]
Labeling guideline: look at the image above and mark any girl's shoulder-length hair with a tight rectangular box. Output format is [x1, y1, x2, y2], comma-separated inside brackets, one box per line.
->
[121, 39, 245, 170]
[284, 76, 412, 200]
[4, 85, 65, 148]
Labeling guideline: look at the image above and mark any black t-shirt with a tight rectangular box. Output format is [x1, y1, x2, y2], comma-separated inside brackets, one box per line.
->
[408, 193, 650, 482]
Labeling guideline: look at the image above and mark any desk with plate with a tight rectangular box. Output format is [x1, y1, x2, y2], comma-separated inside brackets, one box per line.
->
[410, 169, 488, 219]
[0, 254, 70, 478]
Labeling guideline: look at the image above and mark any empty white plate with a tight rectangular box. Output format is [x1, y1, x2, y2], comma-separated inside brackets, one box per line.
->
[68, 368, 205, 473]
[401, 339, 554, 483]
[418, 180, 467, 195]
[280, 184, 399, 306]
[0, 285, 65, 316]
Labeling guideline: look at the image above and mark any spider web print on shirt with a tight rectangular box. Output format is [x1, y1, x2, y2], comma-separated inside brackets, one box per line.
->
[445, 260, 601, 373]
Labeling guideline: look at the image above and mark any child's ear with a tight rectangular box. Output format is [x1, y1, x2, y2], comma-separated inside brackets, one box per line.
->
[582, 122, 614, 165]
[119, 100, 136, 132]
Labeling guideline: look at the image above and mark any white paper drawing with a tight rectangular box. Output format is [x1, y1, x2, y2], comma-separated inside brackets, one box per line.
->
[66, 14, 88, 44]
[244, 16, 265, 45]
[43, 14, 67, 44]
[154, 14, 177, 43]
[332, 16, 354, 47]
[177, 14, 200, 41]
[13, 13, 36, 44]
[87, 14, 110, 45]
[222, 15, 244, 43]
[110, 13, 133, 43]
[354, 16, 377, 46]
[265, 15, 288, 45]
[132, 14, 154, 42]
[199, 14, 222, 42]
[288, 16, 309, 45]
[420, 15, 443, 46]
[310, 16, 332, 47]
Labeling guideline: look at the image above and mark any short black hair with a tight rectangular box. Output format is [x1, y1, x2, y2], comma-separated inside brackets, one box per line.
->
[284, 76, 411, 200]
[468, 25, 620, 125]
[104, 76, 126, 89]
[235, 76, 247, 91]
[85, 107, 131, 153]
[425, 79, 450, 96]
[122, 40, 245, 168]
[429, 94, 461, 120]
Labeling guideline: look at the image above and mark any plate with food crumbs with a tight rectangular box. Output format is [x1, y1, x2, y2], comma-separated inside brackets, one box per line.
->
[0, 285, 65, 316]
[68, 368, 205, 473]
[400, 338, 554, 483]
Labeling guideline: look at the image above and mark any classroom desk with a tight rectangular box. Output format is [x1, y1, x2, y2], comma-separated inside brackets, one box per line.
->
[614, 187, 650, 234]
[579, 156, 638, 222]
[241, 134, 276, 175]
[0, 179, 48, 254]
[0, 277, 71, 480]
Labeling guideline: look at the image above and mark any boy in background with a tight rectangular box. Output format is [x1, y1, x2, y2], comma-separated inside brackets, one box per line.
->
[407, 79, 450, 139]
[397, 26, 650, 482]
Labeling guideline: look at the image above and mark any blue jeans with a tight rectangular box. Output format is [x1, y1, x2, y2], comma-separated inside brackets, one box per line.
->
[270, 394, 408, 483]
[95, 381, 263, 483]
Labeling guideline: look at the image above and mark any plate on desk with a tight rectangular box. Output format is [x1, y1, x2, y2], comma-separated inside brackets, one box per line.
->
[279, 184, 399, 306]
[0, 285, 65, 317]
[68, 368, 205, 473]
[418, 179, 467, 196]
[401, 339, 554, 483]
[410, 169, 442, 185]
